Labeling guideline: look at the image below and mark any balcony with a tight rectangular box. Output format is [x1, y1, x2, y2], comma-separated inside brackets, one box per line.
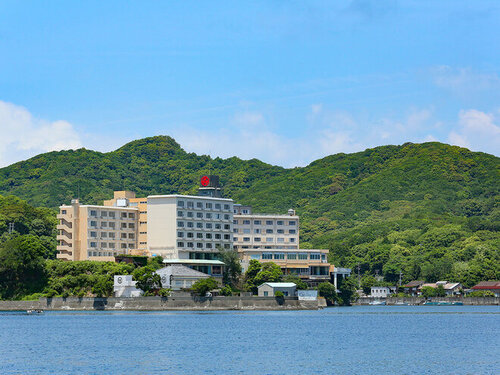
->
[57, 243, 73, 252]
[56, 232, 72, 241]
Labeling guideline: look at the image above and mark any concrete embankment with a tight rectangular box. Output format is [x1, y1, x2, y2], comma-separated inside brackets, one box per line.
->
[355, 296, 500, 305]
[0, 295, 322, 311]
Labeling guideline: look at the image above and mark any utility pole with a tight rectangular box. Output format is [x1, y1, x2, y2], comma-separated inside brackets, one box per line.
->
[8, 222, 14, 234]
[357, 263, 361, 288]
[399, 270, 403, 287]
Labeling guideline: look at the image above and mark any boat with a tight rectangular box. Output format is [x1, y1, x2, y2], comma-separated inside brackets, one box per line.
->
[26, 309, 44, 315]
[424, 301, 463, 306]
[369, 300, 386, 305]
[395, 302, 409, 306]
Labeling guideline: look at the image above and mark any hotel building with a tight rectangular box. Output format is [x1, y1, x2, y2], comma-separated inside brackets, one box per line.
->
[57, 198, 138, 261]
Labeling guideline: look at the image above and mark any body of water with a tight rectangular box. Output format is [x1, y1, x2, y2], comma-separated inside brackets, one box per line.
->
[1, 306, 499, 374]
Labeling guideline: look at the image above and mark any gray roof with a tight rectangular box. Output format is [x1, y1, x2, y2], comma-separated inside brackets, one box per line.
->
[159, 265, 210, 278]
[259, 282, 296, 288]
[162, 259, 225, 265]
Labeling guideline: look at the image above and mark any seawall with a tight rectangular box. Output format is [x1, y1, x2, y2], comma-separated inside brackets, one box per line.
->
[355, 296, 500, 305]
[0, 296, 321, 311]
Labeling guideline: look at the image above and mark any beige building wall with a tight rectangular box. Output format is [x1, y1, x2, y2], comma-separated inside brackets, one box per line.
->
[233, 213, 299, 251]
[56, 199, 139, 261]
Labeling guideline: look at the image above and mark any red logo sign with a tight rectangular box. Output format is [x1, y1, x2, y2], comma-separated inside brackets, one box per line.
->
[201, 175, 210, 186]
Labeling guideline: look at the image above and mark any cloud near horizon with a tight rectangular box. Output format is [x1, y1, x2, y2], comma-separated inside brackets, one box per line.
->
[0, 100, 82, 167]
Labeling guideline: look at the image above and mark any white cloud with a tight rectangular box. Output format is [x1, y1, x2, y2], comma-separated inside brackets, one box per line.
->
[447, 109, 500, 155]
[432, 66, 500, 94]
[0, 100, 82, 166]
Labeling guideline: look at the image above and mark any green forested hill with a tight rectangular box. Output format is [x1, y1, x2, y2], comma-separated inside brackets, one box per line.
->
[0, 136, 498, 287]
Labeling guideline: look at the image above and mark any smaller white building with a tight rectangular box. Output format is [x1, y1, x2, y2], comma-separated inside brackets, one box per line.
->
[113, 275, 142, 297]
[156, 265, 210, 291]
[370, 286, 396, 298]
[258, 282, 297, 297]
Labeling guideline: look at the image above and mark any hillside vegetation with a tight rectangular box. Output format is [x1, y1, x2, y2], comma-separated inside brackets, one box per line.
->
[0, 136, 498, 288]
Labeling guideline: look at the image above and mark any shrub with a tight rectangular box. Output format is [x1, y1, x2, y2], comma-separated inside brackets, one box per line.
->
[467, 290, 495, 297]
[158, 288, 171, 297]
[274, 290, 284, 298]
[191, 277, 218, 296]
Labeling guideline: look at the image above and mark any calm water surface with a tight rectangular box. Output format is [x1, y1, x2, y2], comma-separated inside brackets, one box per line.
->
[1, 306, 499, 374]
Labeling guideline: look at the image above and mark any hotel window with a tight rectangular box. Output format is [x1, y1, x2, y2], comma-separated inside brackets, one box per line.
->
[243, 220, 250, 225]
[224, 204, 230, 210]
[274, 253, 285, 260]
[90, 242, 97, 248]
[288, 221, 296, 226]
[128, 243, 134, 248]
[197, 233, 203, 239]
[206, 223, 212, 229]
[139, 221, 146, 225]
[215, 233, 221, 239]
[266, 229, 273, 234]
[177, 242, 184, 247]
[298, 253, 308, 260]
[61, 209, 67, 214]
[187, 242, 194, 248]
[277, 229, 284, 234]
[109, 222, 115, 229]
[243, 229, 250, 234]
[289, 229, 296, 234]
[178, 201, 185, 207]
[109, 233, 115, 239]
[266, 220, 273, 225]
[101, 232, 107, 238]
[215, 203, 221, 209]
[187, 201, 194, 208]
[90, 231, 97, 238]
[206, 203, 212, 209]
[254, 220, 261, 225]
[196, 212, 203, 218]
[109, 212, 116, 219]
[120, 243, 127, 249]
[178, 231, 184, 238]
[187, 232, 194, 238]
[215, 223, 221, 229]
[196, 222, 203, 229]
[177, 211, 184, 217]
[206, 233, 212, 239]
[187, 211, 194, 218]
[233, 219, 238, 224]
[90, 210, 97, 217]
[206, 243, 212, 249]
[290, 238, 296, 243]
[224, 244, 231, 249]
[101, 222, 108, 228]
[101, 242, 107, 248]
[177, 221, 184, 227]
[287, 253, 297, 260]
[310, 253, 321, 260]
[251, 254, 260, 260]
[187, 222, 194, 228]
[206, 213, 212, 219]
[254, 229, 261, 234]
[277, 220, 284, 225]
[216, 214, 221, 220]
[224, 214, 230, 220]
[262, 253, 272, 260]
[121, 223, 127, 229]
[266, 237, 273, 242]
[121, 233, 127, 239]
[243, 237, 250, 242]
[128, 223, 135, 229]
[128, 213, 135, 219]
[90, 221, 97, 227]
[101, 211, 107, 217]
[224, 224, 230, 230]
[196, 202, 203, 209]
[224, 234, 230, 240]
[233, 229, 238, 233]
[277, 238, 284, 243]
[254, 237, 261, 242]
[121, 212, 127, 218]
[109, 243, 115, 249]
[197, 243, 203, 248]
[234, 237, 238, 241]
[242, 209, 249, 214]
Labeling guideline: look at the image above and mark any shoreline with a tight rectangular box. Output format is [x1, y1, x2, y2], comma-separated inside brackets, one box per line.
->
[354, 296, 500, 306]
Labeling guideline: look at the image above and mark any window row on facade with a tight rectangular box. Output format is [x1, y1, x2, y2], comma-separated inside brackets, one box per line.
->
[251, 252, 324, 260]
[88, 210, 136, 219]
[177, 201, 231, 211]
[177, 231, 231, 240]
[89, 231, 135, 239]
[88, 221, 135, 229]
[88, 242, 135, 249]
[234, 219, 297, 226]
[177, 221, 231, 230]
[234, 228, 296, 234]
[235, 237, 296, 243]
[177, 211, 231, 220]
[87, 250, 127, 257]
[177, 241, 231, 249]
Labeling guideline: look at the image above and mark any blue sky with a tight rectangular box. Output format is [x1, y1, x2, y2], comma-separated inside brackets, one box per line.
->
[0, 1, 499, 167]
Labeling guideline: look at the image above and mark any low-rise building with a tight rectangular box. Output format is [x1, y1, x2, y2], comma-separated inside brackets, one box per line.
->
[471, 281, 500, 297]
[162, 259, 225, 281]
[403, 280, 424, 296]
[113, 275, 142, 297]
[258, 282, 297, 297]
[370, 286, 396, 298]
[156, 265, 210, 290]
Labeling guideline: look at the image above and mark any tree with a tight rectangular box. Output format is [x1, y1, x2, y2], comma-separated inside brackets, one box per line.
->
[283, 274, 308, 290]
[191, 277, 218, 296]
[317, 282, 338, 305]
[218, 247, 242, 288]
[92, 275, 113, 297]
[133, 266, 161, 295]
[338, 276, 358, 306]
[436, 284, 446, 297]
[0, 235, 48, 299]
[421, 286, 437, 298]
[244, 261, 283, 294]
[361, 275, 377, 295]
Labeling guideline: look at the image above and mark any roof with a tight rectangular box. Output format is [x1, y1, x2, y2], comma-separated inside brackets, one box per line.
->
[443, 282, 461, 290]
[403, 280, 424, 288]
[162, 259, 225, 265]
[259, 282, 297, 288]
[163, 265, 210, 278]
[147, 194, 233, 202]
[472, 281, 500, 290]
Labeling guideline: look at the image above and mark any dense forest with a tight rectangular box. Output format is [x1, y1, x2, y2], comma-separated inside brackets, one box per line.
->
[0, 136, 498, 293]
